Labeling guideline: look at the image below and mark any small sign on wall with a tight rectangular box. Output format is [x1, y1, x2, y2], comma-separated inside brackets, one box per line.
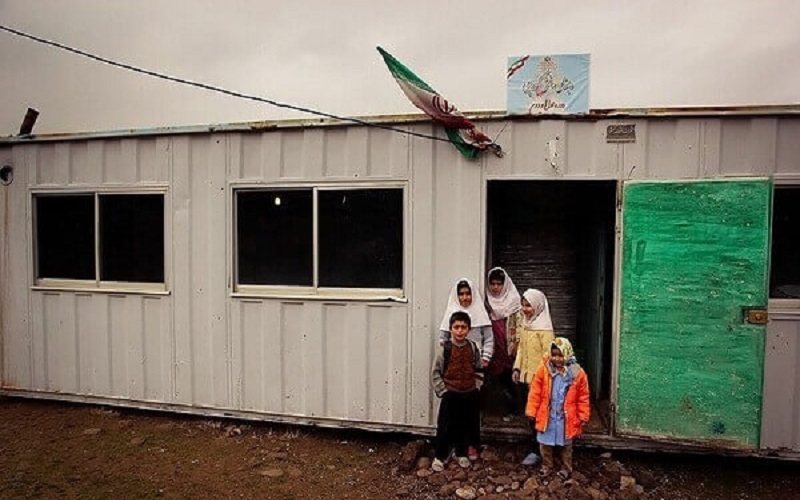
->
[507, 54, 590, 115]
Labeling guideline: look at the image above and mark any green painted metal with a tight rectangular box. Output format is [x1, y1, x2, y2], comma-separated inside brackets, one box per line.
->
[618, 179, 771, 448]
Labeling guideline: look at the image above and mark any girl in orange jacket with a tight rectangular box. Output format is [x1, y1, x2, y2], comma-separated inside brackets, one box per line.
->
[526, 337, 591, 479]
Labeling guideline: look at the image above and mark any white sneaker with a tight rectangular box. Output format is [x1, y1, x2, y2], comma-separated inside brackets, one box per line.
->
[521, 452, 540, 466]
[457, 456, 471, 468]
[431, 458, 445, 472]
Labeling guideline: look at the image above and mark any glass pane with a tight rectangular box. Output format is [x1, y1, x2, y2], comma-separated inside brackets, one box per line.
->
[100, 194, 165, 283]
[36, 194, 95, 280]
[318, 189, 403, 288]
[237, 190, 313, 286]
[770, 188, 800, 298]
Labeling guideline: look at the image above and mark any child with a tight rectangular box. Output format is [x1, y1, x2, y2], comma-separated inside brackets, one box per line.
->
[526, 337, 591, 479]
[511, 288, 555, 465]
[431, 311, 484, 472]
[438, 278, 493, 461]
[439, 279, 494, 365]
[484, 267, 521, 420]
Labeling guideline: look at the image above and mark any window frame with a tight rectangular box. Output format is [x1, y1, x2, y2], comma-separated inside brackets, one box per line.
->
[30, 186, 169, 295]
[769, 178, 800, 313]
[232, 182, 407, 301]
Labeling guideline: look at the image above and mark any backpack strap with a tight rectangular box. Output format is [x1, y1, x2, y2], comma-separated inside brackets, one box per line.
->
[442, 340, 453, 375]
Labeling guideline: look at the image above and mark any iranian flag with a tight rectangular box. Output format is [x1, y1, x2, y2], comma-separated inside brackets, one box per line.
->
[377, 47, 501, 160]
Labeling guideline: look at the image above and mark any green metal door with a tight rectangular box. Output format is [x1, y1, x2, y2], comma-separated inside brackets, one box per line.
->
[617, 178, 771, 448]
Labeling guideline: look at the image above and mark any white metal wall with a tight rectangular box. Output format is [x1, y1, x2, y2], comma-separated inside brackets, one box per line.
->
[2, 114, 800, 437]
[762, 313, 800, 450]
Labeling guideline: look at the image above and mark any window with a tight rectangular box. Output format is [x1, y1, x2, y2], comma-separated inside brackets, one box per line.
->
[236, 186, 403, 294]
[35, 192, 165, 288]
[770, 187, 800, 300]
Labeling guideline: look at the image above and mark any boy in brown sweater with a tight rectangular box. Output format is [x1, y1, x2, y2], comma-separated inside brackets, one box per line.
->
[431, 311, 484, 471]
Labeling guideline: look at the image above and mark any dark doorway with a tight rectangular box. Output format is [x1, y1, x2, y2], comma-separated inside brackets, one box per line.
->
[485, 180, 616, 435]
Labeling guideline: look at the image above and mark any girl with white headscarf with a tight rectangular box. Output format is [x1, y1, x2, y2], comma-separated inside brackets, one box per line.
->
[511, 289, 555, 384]
[485, 267, 522, 417]
[438, 278, 494, 366]
[510, 288, 556, 465]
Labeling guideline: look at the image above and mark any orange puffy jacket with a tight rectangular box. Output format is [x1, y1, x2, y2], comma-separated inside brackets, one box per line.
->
[526, 357, 591, 440]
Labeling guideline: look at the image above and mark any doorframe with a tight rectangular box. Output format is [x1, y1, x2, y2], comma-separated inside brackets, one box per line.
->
[483, 175, 620, 436]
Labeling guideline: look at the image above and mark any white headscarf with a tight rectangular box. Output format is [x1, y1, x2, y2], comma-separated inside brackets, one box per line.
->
[439, 278, 492, 331]
[486, 267, 522, 321]
[521, 288, 553, 331]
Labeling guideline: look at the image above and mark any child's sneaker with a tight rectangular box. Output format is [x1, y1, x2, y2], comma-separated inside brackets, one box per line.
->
[521, 452, 540, 466]
[431, 458, 445, 472]
[457, 456, 471, 468]
[467, 446, 479, 461]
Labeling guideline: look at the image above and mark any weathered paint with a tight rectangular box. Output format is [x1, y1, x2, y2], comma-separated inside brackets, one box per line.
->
[761, 312, 800, 450]
[618, 179, 771, 447]
[2, 112, 800, 456]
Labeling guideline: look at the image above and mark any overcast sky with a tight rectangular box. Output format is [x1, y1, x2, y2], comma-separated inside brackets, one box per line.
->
[1, 0, 799, 135]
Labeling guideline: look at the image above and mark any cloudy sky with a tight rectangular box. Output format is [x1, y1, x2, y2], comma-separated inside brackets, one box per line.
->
[1, 0, 798, 135]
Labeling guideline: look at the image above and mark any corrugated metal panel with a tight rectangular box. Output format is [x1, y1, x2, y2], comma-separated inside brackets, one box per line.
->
[622, 117, 797, 180]
[762, 314, 800, 451]
[2, 114, 800, 438]
[484, 120, 618, 179]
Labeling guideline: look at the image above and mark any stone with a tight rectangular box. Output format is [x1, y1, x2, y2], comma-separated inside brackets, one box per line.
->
[587, 487, 606, 500]
[258, 468, 283, 478]
[635, 485, 645, 495]
[439, 484, 458, 496]
[481, 449, 499, 462]
[399, 439, 426, 471]
[523, 477, 540, 495]
[286, 467, 302, 478]
[416, 468, 432, 478]
[428, 473, 446, 486]
[416, 456, 431, 469]
[455, 486, 477, 499]
[566, 484, 592, 500]
[83, 428, 102, 436]
[619, 475, 637, 490]
[634, 469, 658, 489]
[599, 452, 612, 459]
[395, 487, 409, 497]
[511, 481, 520, 491]
[489, 475, 512, 486]
[453, 470, 468, 481]
[547, 477, 563, 493]
[129, 436, 147, 446]
[268, 451, 289, 461]
[616, 489, 640, 500]
[225, 425, 242, 437]
[478, 487, 486, 495]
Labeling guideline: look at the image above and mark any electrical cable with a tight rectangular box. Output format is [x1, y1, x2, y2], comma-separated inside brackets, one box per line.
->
[0, 24, 453, 143]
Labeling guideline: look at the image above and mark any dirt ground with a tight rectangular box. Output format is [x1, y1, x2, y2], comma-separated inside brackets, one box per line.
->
[1, 398, 799, 500]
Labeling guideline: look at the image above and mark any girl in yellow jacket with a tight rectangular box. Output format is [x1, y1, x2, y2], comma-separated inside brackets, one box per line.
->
[510, 288, 555, 465]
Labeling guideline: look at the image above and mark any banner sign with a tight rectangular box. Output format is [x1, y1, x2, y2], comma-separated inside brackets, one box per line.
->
[507, 54, 590, 115]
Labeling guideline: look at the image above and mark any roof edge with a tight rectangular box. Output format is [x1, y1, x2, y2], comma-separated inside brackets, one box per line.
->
[2, 104, 799, 144]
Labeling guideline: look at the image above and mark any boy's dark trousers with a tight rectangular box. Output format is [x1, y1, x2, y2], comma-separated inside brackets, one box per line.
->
[435, 389, 480, 460]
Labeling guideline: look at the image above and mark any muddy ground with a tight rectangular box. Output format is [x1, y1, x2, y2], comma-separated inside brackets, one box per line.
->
[1, 398, 799, 499]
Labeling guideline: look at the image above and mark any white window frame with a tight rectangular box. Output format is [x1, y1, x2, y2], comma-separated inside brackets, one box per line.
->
[30, 186, 169, 295]
[769, 178, 800, 313]
[232, 182, 406, 301]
